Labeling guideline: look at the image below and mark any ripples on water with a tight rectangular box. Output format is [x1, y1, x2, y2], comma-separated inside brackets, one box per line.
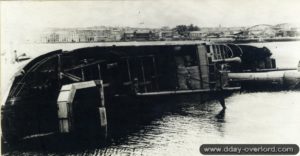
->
[2, 42, 300, 155]
[5, 91, 300, 156]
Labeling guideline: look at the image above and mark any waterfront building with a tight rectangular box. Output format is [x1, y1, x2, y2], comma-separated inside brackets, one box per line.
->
[123, 30, 135, 41]
[189, 31, 206, 40]
[159, 30, 175, 40]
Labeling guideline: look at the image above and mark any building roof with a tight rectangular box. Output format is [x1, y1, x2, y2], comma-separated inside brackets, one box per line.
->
[189, 31, 204, 34]
[124, 30, 134, 34]
[135, 30, 152, 34]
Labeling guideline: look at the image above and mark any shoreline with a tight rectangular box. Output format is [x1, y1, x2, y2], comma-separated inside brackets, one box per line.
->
[30, 37, 300, 44]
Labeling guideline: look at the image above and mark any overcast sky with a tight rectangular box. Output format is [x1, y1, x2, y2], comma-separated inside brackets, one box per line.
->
[1, 0, 300, 43]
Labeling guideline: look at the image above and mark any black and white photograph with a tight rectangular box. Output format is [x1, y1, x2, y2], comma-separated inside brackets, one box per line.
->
[1, 0, 300, 155]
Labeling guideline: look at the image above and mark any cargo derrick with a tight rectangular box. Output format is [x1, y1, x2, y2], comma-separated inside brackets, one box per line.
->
[2, 41, 278, 144]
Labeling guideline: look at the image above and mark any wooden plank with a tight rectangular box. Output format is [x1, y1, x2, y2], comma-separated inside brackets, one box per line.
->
[64, 60, 105, 72]
[135, 86, 240, 96]
[99, 107, 107, 127]
[197, 45, 210, 89]
[57, 81, 105, 133]
[57, 102, 68, 118]
[59, 120, 70, 133]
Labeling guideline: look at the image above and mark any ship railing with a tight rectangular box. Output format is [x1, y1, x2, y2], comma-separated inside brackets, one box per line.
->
[208, 44, 242, 63]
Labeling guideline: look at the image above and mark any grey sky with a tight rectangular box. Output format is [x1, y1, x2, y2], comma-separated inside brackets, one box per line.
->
[1, 0, 300, 43]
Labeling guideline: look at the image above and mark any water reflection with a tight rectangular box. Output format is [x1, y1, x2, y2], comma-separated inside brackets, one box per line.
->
[215, 109, 225, 122]
[3, 41, 300, 155]
[3, 95, 228, 154]
[3, 91, 300, 156]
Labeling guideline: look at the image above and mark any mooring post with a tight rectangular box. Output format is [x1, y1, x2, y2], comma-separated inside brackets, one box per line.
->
[217, 70, 226, 110]
[218, 92, 226, 110]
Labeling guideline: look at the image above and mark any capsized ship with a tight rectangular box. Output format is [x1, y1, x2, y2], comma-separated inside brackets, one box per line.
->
[1, 41, 285, 143]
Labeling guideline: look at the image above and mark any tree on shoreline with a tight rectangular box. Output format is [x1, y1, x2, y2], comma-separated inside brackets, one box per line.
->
[173, 24, 200, 36]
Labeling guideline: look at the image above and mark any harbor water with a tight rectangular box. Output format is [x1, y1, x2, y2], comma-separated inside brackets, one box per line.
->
[2, 41, 300, 156]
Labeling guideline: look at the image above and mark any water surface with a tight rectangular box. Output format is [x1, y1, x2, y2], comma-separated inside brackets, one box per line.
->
[2, 41, 300, 156]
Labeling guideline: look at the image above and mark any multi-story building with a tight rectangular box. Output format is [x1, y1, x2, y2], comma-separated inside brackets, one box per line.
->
[189, 31, 205, 40]
[93, 29, 111, 42]
[122, 30, 135, 41]
[110, 29, 123, 41]
[42, 32, 59, 43]
[159, 30, 174, 40]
